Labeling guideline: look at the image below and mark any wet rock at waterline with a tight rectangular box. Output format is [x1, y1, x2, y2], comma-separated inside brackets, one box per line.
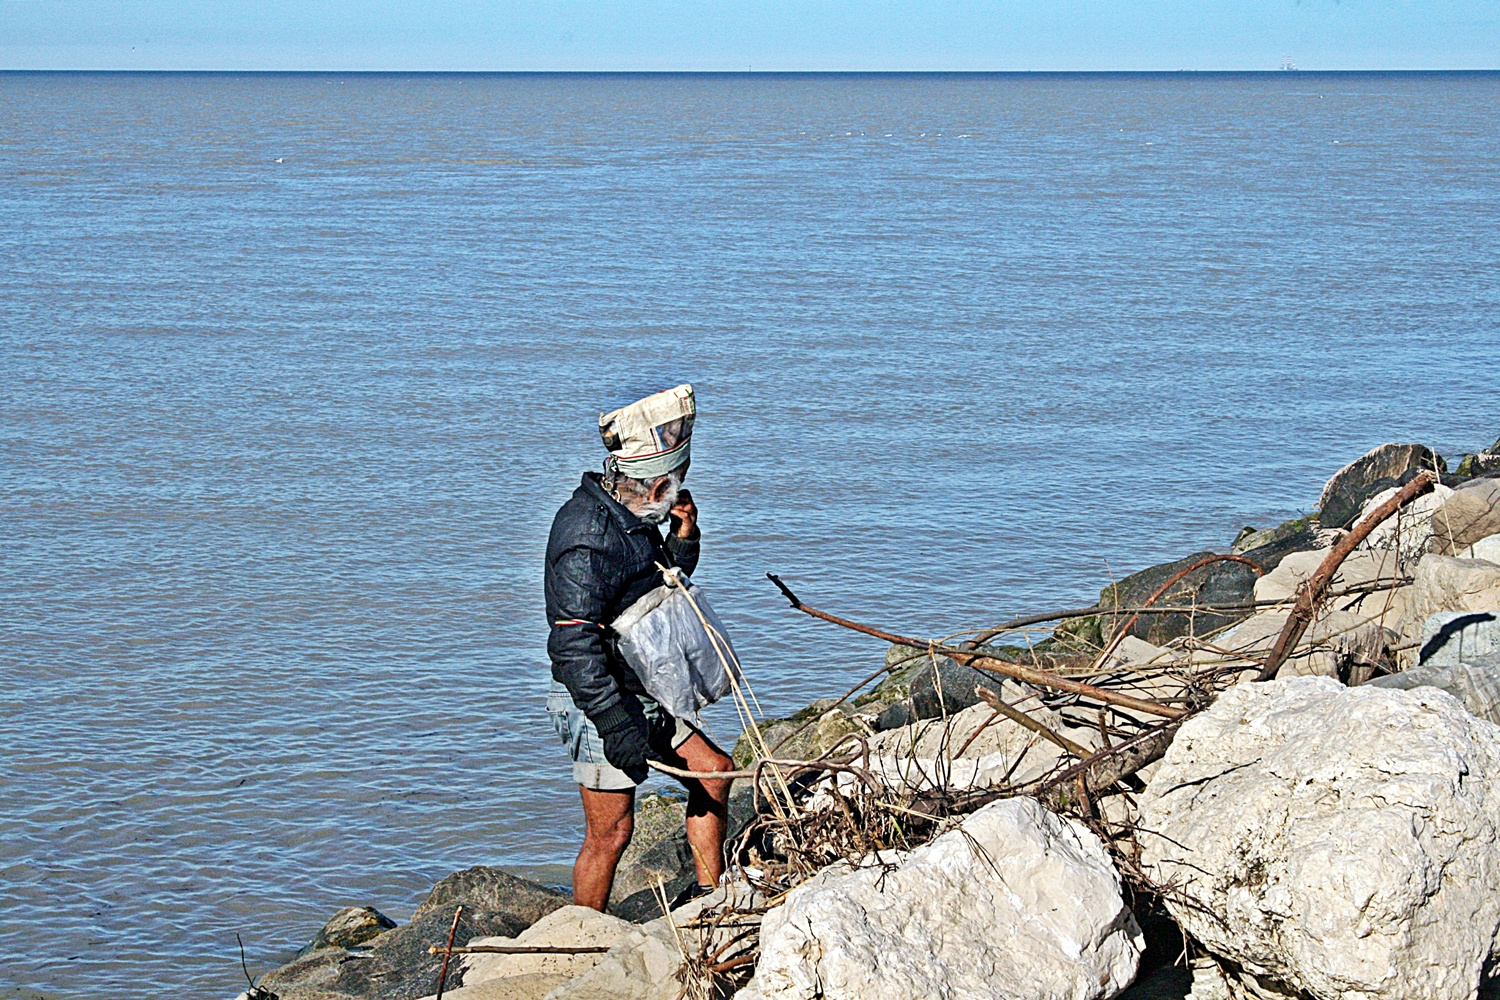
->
[258, 869, 567, 1000]
[297, 906, 398, 956]
[1097, 550, 1259, 646]
[1319, 442, 1446, 530]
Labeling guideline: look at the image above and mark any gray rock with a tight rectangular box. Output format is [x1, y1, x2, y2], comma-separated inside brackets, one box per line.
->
[1319, 443, 1446, 530]
[411, 867, 566, 928]
[608, 793, 693, 922]
[263, 870, 567, 1000]
[610, 784, 758, 923]
[257, 945, 364, 999]
[1099, 551, 1257, 645]
[298, 906, 398, 957]
[1419, 610, 1500, 667]
[1369, 650, 1500, 724]
[908, 657, 991, 720]
[1230, 515, 1319, 572]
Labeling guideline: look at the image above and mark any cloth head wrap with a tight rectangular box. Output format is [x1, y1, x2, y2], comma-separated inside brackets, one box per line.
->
[599, 384, 696, 480]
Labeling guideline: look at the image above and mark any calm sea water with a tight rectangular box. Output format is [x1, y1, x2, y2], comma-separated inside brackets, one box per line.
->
[2, 71, 1498, 998]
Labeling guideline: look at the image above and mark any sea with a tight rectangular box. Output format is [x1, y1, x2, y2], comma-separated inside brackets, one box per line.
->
[2, 71, 1497, 998]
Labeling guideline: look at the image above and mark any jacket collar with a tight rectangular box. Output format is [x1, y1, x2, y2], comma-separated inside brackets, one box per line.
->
[580, 473, 656, 535]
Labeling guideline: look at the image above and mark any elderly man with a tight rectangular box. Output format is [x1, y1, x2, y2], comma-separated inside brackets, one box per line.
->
[544, 384, 735, 911]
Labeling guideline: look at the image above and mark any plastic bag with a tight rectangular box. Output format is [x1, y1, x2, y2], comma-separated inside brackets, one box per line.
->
[612, 571, 740, 723]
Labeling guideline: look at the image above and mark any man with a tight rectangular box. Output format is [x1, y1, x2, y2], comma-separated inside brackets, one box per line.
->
[544, 384, 735, 912]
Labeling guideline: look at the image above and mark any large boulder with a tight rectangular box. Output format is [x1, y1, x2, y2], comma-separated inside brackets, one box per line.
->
[1099, 552, 1258, 646]
[1429, 478, 1500, 556]
[411, 867, 567, 928]
[1138, 677, 1500, 1000]
[1319, 443, 1446, 530]
[736, 798, 1143, 1000]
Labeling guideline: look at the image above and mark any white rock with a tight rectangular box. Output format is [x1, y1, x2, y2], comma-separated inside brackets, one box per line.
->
[1138, 677, 1500, 1000]
[738, 797, 1143, 1000]
[1474, 531, 1500, 563]
[1253, 549, 1406, 605]
[461, 905, 633, 984]
[545, 886, 765, 1000]
[1408, 553, 1500, 621]
[1355, 482, 1453, 566]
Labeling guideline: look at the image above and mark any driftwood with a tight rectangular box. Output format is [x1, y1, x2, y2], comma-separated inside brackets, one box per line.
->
[1038, 717, 1185, 811]
[1257, 472, 1436, 681]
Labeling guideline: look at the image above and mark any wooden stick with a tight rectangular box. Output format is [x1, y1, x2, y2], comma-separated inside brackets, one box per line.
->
[434, 904, 463, 1000]
[765, 575, 1184, 719]
[974, 685, 1091, 757]
[427, 944, 610, 955]
[1257, 472, 1436, 681]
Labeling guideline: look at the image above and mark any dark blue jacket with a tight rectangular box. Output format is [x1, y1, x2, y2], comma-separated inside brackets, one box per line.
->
[544, 473, 699, 722]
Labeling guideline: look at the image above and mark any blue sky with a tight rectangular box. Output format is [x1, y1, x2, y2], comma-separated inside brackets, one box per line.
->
[1, 1, 1496, 71]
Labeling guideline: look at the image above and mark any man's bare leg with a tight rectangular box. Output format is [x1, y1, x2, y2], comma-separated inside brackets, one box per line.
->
[668, 732, 734, 888]
[574, 786, 634, 911]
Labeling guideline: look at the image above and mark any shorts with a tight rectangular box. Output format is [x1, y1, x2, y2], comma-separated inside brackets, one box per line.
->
[546, 680, 696, 791]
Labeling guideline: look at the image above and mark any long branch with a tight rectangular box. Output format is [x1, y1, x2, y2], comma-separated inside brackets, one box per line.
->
[1257, 472, 1436, 680]
[766, 575, 1184, 719]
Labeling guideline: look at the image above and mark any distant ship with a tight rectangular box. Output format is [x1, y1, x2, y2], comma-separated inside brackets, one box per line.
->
[1281, 60, 1299, 71]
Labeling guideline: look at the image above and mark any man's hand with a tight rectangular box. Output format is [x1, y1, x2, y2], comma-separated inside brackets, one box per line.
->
[594, 704, 650, 784]
[669, 488, 698, 540]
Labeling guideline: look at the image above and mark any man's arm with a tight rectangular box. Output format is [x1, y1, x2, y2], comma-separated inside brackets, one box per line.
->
[546, 542, 626, 720]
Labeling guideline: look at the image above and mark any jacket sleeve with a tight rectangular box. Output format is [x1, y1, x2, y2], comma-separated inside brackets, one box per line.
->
[546, 541, 625, 721]
[665, 530, 700, 577]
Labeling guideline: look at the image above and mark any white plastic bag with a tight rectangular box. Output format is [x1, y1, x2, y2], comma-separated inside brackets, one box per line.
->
[612, 570, 740, 723]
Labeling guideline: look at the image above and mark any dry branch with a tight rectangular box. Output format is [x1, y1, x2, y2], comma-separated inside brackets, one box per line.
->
[1257, 472, 1436, 681]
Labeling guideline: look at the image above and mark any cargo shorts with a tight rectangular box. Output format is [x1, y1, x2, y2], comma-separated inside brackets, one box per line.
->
[546, 680, 695, 791]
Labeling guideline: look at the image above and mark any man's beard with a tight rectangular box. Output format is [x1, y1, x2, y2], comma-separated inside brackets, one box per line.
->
[635, 482, 679, 524]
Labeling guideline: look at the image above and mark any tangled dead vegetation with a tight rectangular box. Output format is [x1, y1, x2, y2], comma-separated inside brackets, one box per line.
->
[651, 473, 1444, 999]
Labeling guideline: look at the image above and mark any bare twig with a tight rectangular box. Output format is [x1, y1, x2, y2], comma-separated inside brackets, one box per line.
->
[434, 904, 463, 1000]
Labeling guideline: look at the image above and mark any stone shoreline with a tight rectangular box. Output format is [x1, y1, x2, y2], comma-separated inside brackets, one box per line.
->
[247, 435, 1500, 1000]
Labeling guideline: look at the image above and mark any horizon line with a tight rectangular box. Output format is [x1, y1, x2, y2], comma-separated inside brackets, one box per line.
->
[4, 67, 1499, 75]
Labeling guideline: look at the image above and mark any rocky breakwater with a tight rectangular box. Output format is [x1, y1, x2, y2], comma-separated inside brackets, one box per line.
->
[246, 435, 1500, 1000]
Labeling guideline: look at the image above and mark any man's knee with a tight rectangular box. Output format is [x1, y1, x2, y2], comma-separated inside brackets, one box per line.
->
[584, 814, 634, 855]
